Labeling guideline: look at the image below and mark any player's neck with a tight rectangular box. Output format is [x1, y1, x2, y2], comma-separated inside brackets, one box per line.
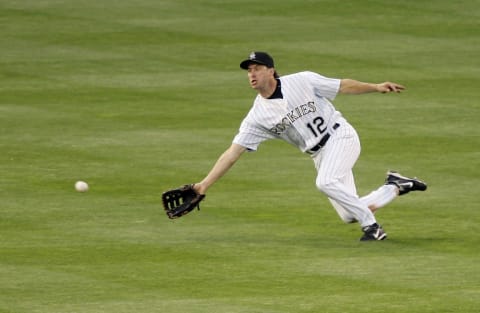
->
[258, 77, 278, 98]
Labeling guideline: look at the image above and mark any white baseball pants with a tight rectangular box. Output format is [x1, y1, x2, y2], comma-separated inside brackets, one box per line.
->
[312, 119, 397, 227]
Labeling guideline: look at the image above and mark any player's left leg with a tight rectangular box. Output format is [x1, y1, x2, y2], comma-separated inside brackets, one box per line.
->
[360, 184, 398, 213]
[360, 170, 428, 212]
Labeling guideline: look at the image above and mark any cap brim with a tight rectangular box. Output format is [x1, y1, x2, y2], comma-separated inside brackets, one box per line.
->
[240, 59, 267, 70]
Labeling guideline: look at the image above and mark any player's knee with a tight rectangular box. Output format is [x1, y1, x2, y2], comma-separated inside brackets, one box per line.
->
[315, 178, 338, 195]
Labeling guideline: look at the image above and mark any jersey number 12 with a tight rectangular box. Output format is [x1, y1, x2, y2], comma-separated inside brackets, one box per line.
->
[306, 117, 326, 137]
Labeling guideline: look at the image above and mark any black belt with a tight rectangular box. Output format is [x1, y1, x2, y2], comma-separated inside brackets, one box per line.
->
[308, 123, 340, 153]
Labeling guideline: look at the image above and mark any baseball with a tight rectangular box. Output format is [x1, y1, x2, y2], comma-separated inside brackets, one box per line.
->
[75, 181, 89, 192]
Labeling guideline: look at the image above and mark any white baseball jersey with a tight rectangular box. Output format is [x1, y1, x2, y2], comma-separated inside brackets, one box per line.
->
[233, 71, 342, 153]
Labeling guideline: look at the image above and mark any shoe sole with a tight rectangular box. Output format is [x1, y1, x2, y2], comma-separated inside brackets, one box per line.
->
[360, 233, 387, 241]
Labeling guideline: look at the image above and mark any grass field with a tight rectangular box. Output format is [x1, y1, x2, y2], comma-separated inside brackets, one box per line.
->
[1, 1, 479, 312]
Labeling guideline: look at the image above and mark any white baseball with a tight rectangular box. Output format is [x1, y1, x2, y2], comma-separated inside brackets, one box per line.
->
[75, 181, 89, 192]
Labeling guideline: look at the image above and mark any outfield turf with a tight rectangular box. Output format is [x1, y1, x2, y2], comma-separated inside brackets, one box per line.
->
[1, 1, 479, 312]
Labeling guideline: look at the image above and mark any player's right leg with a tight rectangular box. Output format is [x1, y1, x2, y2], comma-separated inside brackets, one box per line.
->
[313, 125, 375, 226]
[313, 122, 389, 240]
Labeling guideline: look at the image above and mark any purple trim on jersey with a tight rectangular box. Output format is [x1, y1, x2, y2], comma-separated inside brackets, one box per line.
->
[268, 79, 283, 99]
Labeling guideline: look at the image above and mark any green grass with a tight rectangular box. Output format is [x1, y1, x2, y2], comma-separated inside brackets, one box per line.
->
[1, 0, 479, 312]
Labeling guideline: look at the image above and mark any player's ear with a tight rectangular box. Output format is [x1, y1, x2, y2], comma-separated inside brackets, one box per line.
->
[268, 68, 276, 78]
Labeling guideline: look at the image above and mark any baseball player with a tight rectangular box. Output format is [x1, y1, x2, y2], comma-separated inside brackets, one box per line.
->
[193, 51, 427, 241]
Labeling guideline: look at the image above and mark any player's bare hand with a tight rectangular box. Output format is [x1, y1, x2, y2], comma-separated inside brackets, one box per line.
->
[377, 82, 405, 93]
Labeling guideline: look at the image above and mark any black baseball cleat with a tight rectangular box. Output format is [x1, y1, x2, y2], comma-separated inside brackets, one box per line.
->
[385, 170, 427, 196]
[360, 223, 387, 241]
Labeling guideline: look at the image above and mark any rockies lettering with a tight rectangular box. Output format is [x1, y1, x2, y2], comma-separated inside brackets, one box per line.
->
[270, 101, 316, 135]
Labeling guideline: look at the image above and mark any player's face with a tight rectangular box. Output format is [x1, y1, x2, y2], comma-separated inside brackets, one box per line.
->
[247, 63, 274, 90]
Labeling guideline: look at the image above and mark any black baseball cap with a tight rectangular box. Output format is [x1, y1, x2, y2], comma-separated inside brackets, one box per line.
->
[240, 51, 275, 69]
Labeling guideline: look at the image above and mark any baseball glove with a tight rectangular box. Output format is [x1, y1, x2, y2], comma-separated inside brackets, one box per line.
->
[162, 184, 205, 219]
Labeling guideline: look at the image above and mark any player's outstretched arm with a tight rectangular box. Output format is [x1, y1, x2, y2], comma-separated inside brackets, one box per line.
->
[193, 143, 246, 195]
[339, 79, 405, 94]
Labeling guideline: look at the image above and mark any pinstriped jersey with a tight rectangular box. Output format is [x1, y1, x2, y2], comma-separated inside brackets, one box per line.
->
[233, 71, 342, 153]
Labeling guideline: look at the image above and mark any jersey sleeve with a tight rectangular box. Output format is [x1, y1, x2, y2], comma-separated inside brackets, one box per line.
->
[232, 117, 276, 152]
[304, 71, 341, 101]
